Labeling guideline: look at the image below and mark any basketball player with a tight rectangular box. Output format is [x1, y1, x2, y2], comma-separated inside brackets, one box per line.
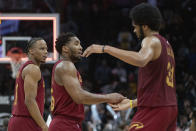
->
[48, 32, 125, 131]
[83, 3, 177, 131]
[8, 38, 48, 131]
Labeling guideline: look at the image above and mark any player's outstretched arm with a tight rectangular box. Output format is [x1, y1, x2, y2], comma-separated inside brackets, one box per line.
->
[23, 65, 48, 131]
[83, 37, 160, 67]
[56, 61, 125, 105]
[109, 99, 137, 111]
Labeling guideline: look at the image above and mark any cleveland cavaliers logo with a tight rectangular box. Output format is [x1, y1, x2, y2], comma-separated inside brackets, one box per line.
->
[129, 122, 144, 130]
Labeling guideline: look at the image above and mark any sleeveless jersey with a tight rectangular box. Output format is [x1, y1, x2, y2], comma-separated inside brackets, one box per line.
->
[12, 61, 45, 116]
[50, 60, 84, 122]
[137, 34, 177, 107]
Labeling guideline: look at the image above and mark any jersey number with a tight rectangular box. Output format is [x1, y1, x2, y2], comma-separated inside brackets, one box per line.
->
[166, 62, 174, 88]
[13, 84, 18, 105]
[50, 88, 55, 111]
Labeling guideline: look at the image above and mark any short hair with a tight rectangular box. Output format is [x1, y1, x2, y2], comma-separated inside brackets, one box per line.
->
[26, 37, 44, 53]
[55, 32, 76, 55]
[130, 3, 162, 31]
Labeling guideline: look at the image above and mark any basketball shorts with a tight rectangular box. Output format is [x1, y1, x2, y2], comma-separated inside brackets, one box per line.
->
[129, 106, 178, 131]
[49, 115, 82, 131]
[8, 115, 41, 131]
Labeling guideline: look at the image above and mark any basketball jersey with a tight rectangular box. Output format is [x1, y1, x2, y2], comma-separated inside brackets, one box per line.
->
[137, 34, 177, 107]
[12, 61, 45, 116]
[50, 60, 84, 122]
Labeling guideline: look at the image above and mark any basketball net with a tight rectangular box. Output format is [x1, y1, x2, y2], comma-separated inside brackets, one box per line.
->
[10, 56, 24, 79]
[7, 47, 26, 79]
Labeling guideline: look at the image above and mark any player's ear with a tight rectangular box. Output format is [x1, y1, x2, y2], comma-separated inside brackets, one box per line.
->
[142, 25, 148, 31]
[62, 45, 69, 53]
[28, 48, 34, 54]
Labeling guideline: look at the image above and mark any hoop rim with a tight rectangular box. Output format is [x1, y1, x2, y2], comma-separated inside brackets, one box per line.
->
[7, 47, 26, 62]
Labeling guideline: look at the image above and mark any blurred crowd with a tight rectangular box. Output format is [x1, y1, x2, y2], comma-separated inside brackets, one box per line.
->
[0, 0, 196, 131]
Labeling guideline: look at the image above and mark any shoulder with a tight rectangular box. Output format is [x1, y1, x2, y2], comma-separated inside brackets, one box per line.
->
[55, 61, 77, 76]
[22, 64, 41, 78]
[142, 36, 161, 48]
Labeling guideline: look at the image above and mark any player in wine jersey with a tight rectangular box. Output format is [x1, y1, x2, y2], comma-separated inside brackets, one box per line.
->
[48, 32, 125, 131]
[83, 3, 178, 131]
[8, 38, 48, 131]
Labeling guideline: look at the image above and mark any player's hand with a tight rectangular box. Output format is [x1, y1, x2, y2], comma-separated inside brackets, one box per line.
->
[82, 44, 104, 57]
[106, 93, 126, 104]
[41, 125, 48, 131]
[109, 99, 137, 111]
[109, 98, 130, 111]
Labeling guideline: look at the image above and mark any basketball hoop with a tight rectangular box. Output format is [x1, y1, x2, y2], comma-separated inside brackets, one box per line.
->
[7, 47, 26, 79]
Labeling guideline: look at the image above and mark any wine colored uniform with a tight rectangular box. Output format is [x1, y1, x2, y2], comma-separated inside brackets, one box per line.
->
[49, 60, 84, 131]
[8, 61, 45, 131]
[129, 34, 177, 131]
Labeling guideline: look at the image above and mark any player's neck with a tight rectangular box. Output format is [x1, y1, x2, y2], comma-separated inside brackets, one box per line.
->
[145, 30, 159, 37]
[61, 55, 72, 62]
[28, 57, 41, 66]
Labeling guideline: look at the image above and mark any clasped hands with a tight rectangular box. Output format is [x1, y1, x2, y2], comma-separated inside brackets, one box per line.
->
[109, 98, 137, 111]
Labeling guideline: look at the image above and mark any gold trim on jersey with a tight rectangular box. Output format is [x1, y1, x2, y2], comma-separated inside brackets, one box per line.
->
[129, 122, 144, 130]
[167, 47, 174, 59]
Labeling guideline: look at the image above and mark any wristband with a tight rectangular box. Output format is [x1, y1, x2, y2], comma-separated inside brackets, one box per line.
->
[102, 45, 105, 53]
[130, 100, 133, 108]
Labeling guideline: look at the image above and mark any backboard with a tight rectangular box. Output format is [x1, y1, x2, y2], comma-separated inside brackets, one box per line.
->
[0, 13, 60, 63]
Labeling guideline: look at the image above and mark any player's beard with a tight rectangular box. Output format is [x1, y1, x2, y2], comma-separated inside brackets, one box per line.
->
[70, 50, 82, 63]
[138, 26, 145, 41]
[134, 26, 144, 50]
